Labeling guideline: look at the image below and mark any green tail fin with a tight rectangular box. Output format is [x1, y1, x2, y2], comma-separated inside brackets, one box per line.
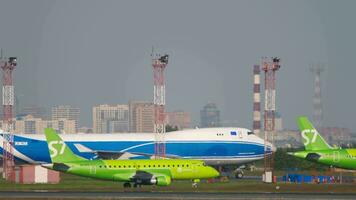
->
[44, 128, 86, 163]
[297, 116, 331, 151]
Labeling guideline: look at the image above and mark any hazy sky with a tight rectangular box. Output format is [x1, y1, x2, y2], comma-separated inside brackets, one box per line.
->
[0, 0, 355, 131]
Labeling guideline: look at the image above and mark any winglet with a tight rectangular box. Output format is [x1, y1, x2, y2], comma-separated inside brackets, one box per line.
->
[297, 116, 332, 151]
[44, 128, 86, 163]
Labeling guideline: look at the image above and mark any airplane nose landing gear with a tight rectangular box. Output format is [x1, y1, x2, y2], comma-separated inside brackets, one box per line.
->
[192, 179, 200, 188]
[123, 182, 131, 188]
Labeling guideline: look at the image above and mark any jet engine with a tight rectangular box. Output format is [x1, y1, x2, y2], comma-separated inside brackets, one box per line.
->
[150, 176, 171, 186]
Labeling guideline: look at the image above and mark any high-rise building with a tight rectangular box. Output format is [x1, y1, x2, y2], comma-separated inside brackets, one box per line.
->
[14, 115, 37, 134]
[200, 103, 220, 128]
[19, 105, 48, 119]
[129, 101, 154, 133]
[52, 105, 80, 131]
[12, 115, 76, 134]
[92, 104, 129, 133]
[166, 111, 191, 130]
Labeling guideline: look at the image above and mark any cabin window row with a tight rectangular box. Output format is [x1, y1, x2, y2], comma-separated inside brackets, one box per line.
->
[98, 164, 190, 169]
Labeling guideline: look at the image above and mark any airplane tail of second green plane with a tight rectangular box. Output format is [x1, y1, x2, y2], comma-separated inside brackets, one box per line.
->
[44, 128, 86, 163]
[297, 116, 332, 151]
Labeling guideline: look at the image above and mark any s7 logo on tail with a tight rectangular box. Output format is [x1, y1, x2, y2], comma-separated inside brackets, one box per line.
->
[48, 141, 66, 158]
[301, 129, 318, 146]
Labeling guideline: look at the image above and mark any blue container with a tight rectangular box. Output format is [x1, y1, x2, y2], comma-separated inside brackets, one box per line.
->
[303, 175, 312, 183]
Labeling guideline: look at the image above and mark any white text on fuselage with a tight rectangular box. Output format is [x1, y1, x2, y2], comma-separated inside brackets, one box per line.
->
[15, 141, 28, 146]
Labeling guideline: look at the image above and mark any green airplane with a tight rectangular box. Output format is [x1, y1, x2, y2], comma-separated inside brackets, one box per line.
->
[41, 128, 220, 188]
[290, 116, 356, 170]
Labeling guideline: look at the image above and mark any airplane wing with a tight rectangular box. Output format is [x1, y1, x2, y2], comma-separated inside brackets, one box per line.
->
[113, 169, 172, 186]
[73, 143, 181, 160]
[139, 169, 172, 186]
[96, 151, 181, 160]
[113, 172, 136, 182]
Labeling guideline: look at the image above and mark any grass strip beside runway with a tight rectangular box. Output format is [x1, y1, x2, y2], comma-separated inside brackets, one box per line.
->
[0, 174, 355, 193]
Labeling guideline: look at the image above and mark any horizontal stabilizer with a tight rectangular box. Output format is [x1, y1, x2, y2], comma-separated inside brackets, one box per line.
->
[305, 153, 321, 162]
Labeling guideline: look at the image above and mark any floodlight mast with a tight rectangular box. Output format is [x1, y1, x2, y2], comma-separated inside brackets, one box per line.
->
[152, 50, 168, 159]
[262, 57, 280, 183]
[1, 54, 16, 181]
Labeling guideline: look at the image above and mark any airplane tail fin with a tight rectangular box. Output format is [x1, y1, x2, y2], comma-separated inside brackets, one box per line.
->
[44, 128, 86, 163]
[297, 116, 332, 151]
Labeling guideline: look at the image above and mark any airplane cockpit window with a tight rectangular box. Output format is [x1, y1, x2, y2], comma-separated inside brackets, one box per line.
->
[247, 131, 254, 135]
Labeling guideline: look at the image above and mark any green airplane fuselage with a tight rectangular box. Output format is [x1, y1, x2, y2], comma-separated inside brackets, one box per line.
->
[42, 128, 219, 186]
[45, 159, 219, 185]
[293, 149, 356, 170]
[291, 116, 356, 170]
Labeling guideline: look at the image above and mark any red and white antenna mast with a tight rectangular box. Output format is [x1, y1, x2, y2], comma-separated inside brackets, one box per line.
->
[310, 63, 324, 130]
[262, 57, 280, 183]
[1, 52, 16, 181]
[253, 64, 261, 135]
[151, 49, 168, 158]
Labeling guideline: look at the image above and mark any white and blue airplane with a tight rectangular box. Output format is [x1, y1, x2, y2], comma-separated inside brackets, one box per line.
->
[0, 127, 273, 174]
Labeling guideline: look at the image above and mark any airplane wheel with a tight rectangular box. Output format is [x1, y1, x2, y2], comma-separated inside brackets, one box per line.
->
[235, 172, 244, 179]
[123, 182, 131, 188]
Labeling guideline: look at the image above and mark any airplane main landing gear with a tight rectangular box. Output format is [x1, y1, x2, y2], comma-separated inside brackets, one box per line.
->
[234, 168, 244, 179]
[235, 171, 244, 179]
[123, 182, 131, 188]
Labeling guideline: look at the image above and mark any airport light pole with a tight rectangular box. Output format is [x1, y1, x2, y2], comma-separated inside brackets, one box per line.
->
[262, 57, 280, 183]
[1, 53, 16, 181]
[152, 50, 168, 159]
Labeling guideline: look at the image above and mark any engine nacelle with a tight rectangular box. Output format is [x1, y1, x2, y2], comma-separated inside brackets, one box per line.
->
[150, 177, 157, 185]
[150, 176, 171, 186]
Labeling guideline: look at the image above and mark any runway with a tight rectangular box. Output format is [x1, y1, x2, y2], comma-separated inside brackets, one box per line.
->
[0, 191, 355, 200]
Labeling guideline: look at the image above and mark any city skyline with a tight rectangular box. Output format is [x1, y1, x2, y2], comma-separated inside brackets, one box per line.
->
[15, 102, 198, 130]
[1, 0, 356, 131]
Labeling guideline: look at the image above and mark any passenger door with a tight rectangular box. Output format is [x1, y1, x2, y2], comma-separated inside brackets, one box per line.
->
[238, 130, 243, 139]
[333, 151, 340, 163]
[90, 165, 96, 175]
[192, 163, 198, 174]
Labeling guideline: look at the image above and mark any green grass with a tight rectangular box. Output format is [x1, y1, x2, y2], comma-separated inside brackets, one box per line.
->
[0, 173, 356, 193]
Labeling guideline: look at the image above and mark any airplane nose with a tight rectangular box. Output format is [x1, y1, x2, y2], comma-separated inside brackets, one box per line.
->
[271, 145, 277, 152]
[264, 141, 276, 153]
[210, 167, 220, 177]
